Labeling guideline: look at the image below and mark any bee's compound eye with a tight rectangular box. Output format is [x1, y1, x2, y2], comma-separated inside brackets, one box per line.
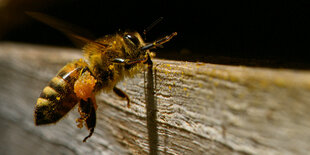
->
[124, 34, 140, 46]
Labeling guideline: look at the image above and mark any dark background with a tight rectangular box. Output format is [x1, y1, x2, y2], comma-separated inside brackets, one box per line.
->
[1, 0, 310, 69]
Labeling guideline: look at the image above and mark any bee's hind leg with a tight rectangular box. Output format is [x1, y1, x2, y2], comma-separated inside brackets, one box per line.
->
[113, 87, 131, 108]
[77, 97, 96, 142]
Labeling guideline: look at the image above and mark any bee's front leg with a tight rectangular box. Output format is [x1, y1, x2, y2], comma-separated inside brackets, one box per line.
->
[112, 52, 152, 66]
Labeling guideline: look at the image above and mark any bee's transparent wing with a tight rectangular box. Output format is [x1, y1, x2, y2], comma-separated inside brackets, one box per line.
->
[26, 12, 108, 48]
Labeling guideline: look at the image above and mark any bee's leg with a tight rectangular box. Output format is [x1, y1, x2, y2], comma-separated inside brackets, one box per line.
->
[128, 51, 153, 65]
[143, 51, 153, 65]
[77, 96, 96, 142]
[74, 68, 97, 101]
[112, 52, 152, 66]
[113, 87, 131, 108]
[76, 103, 87, 129]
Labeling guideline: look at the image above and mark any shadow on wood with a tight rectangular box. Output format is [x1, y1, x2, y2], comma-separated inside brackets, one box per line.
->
[145, 56, 158, 155]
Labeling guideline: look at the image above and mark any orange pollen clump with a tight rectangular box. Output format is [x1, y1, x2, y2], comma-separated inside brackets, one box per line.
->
[74, 71, 97, 101]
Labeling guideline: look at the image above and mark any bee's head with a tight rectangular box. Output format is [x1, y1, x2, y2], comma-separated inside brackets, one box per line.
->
[122, 32, 146, 58]
[122, 31, 177, 58]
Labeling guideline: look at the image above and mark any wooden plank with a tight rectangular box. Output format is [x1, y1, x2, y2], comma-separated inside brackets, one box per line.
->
[1, 42, 310, 154]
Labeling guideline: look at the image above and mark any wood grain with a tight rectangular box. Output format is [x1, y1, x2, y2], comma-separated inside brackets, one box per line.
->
[1, 42, 310, 154]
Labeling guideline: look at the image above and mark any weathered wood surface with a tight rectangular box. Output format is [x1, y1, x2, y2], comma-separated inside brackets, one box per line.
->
[1, 42, 310, 155]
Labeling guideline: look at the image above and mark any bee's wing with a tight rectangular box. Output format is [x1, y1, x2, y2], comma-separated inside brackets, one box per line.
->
[26, 12, 108, 49]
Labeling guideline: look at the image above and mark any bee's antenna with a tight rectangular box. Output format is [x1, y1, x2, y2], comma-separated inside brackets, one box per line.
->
[143, 17, 164, 39]
[141, 32, 177, 50]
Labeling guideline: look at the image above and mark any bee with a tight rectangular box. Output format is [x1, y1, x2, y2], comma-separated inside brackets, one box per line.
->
[27, 12, 177, 142]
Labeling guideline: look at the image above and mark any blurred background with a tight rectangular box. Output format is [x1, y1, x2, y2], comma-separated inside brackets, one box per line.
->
[1, 0, 310, 69]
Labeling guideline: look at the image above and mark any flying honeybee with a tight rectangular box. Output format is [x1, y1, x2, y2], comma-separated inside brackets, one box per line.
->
[27, 12, 177, 142]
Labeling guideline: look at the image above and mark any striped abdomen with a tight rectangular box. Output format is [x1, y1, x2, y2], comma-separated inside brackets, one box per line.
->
[34, 59, 88, 125]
